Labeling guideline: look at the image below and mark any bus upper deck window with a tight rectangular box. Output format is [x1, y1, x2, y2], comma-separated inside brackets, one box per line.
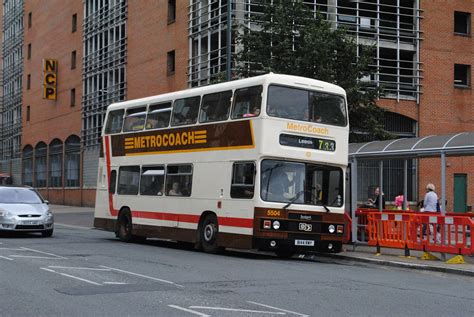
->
[231, 86, 263, 119]
[104, 110, 124, 134]
[267, 85, 347, 126]
[199, 90, 232, 123]
[171, 96, 201, 126]
[146, 102, 172, 129]
[123, 107, 147, 132]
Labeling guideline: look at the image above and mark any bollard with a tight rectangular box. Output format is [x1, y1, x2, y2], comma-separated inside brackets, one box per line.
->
[376, 242, 381, 256]
[404, 244, 410, 257]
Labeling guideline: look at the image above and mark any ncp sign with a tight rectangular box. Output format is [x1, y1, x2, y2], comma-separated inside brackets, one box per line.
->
[43, 59, 58, 100]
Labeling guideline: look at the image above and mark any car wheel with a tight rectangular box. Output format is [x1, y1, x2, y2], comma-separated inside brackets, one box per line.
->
[42, 229, 53, 237]
[199, 214, 220, 254]
[116, 210, 133, 242]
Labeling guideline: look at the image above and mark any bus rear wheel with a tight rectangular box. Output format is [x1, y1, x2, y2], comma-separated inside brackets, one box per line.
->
[116, 210, 133, 242]
[199, 214, 219, 254]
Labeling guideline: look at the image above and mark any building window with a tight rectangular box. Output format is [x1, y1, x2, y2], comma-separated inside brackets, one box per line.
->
[34, 142, 47, 187]
[71, 50, 76, 69]
[26, 106, 30, 122]
[27, 43, 31, 59]
[454, 64, 471, 87]
[22, 146, 34, 186]
[65, 135, 80, 187]
[27, 74, 31, 90]
[168, 0, 176, 24]
[454, 11, 471, 35]
[70, 89, 76, 107]
[49, 139, 63, 188]
[28, 12, 32, 28]
[167, 50, 176, 75]
[82, 0, 127, 147]
[72, 13, 77, 33]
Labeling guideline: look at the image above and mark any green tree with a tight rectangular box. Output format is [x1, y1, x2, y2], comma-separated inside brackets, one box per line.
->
[235, 0, 391, 142]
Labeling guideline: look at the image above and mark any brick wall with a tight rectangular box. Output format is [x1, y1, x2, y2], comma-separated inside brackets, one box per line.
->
[418, 0, 473, 211]
[126, 0, 189, 99]
[22, 0, 83, 147]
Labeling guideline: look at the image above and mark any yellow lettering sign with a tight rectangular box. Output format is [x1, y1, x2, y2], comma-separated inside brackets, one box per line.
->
[124, 130, 207, 151]
[286, 122, 329, 136]
[43, 59, 58, 100]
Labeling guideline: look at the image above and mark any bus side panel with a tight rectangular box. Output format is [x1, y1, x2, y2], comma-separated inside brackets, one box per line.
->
[94, 158, 116, 231]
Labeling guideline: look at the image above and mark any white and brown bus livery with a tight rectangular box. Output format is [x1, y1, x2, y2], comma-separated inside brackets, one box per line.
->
[94, 73, 350, 257]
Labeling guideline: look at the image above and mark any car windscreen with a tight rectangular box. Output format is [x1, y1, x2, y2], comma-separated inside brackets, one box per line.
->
[267, 85, 347, 126]
[0, 188, 44, 204]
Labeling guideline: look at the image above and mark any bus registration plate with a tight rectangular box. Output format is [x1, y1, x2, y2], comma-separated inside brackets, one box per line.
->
[295, 239, 315, 246]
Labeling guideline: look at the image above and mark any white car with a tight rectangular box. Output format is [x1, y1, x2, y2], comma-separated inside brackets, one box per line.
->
[0, 186, 54, 237]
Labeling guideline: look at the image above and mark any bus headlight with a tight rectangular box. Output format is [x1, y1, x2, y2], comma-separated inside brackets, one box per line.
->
[272, 221, 280, 230]
[328, 224, 335, 233]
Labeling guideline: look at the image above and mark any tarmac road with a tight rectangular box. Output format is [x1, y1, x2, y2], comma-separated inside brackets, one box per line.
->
[0, 208, 473, 317]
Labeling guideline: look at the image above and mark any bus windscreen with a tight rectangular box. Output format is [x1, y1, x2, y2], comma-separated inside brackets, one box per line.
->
[267, 85, 347, 126]
[260, 160, 343, 207]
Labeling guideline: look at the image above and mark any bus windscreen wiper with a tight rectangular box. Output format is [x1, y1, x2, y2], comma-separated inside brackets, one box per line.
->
[282, 190, 305, 210]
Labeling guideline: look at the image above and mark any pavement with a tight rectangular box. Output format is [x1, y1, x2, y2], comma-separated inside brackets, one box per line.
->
[51, 204, 474, 277]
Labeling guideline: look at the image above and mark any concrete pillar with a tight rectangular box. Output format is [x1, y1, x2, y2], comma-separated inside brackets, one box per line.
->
[328, 0, 338, 30]
[350, 158, 358, 243]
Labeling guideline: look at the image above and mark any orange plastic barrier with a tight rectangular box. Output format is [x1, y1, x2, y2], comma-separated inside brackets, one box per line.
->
[365, 211, 473, 256]
[410, 213, 473, 255]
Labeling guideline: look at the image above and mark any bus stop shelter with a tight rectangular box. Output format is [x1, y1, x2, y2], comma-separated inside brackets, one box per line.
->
[348, 132, 474, 244]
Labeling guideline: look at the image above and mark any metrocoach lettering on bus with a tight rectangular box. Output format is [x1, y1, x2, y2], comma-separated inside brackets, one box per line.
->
[94, 73, 350, 257]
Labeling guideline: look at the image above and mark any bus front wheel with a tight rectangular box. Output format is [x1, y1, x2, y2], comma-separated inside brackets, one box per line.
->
[199, 214, 219, 254]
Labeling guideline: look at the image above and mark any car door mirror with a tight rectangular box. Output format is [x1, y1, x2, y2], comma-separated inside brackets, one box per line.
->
[44, 200, 50, 205]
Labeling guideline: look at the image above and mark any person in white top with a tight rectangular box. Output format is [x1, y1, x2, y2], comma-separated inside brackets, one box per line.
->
[422, 183, 438, 212]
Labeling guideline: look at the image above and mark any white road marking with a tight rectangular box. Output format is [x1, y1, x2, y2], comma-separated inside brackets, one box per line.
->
[10, 255, 64, 260]
[20, 247, 67, 259]
[41, 267, 102, 286]
[248, 301, 309, 317]
[40, 267, 57, 273]
[54, 223, 91, 230]
[58, 272, 102, 286]
[0, 247, 25, 251]
[103, 282, 128, 285]
[99, 265, 184, 288]
[168, 305, 210, 317]
[0, 255, 14, 261]
[48, 266, 111, 271]
[189, 306, 286, 315]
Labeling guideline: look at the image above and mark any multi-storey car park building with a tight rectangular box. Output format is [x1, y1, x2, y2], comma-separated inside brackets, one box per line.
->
[0, 0, 472, 211]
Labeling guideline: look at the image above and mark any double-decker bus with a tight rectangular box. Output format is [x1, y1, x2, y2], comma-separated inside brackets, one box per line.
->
[94, 73, 350, 257]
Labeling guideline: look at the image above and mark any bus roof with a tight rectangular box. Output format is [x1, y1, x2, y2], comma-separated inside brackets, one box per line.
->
[107, 73, 346, 112]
